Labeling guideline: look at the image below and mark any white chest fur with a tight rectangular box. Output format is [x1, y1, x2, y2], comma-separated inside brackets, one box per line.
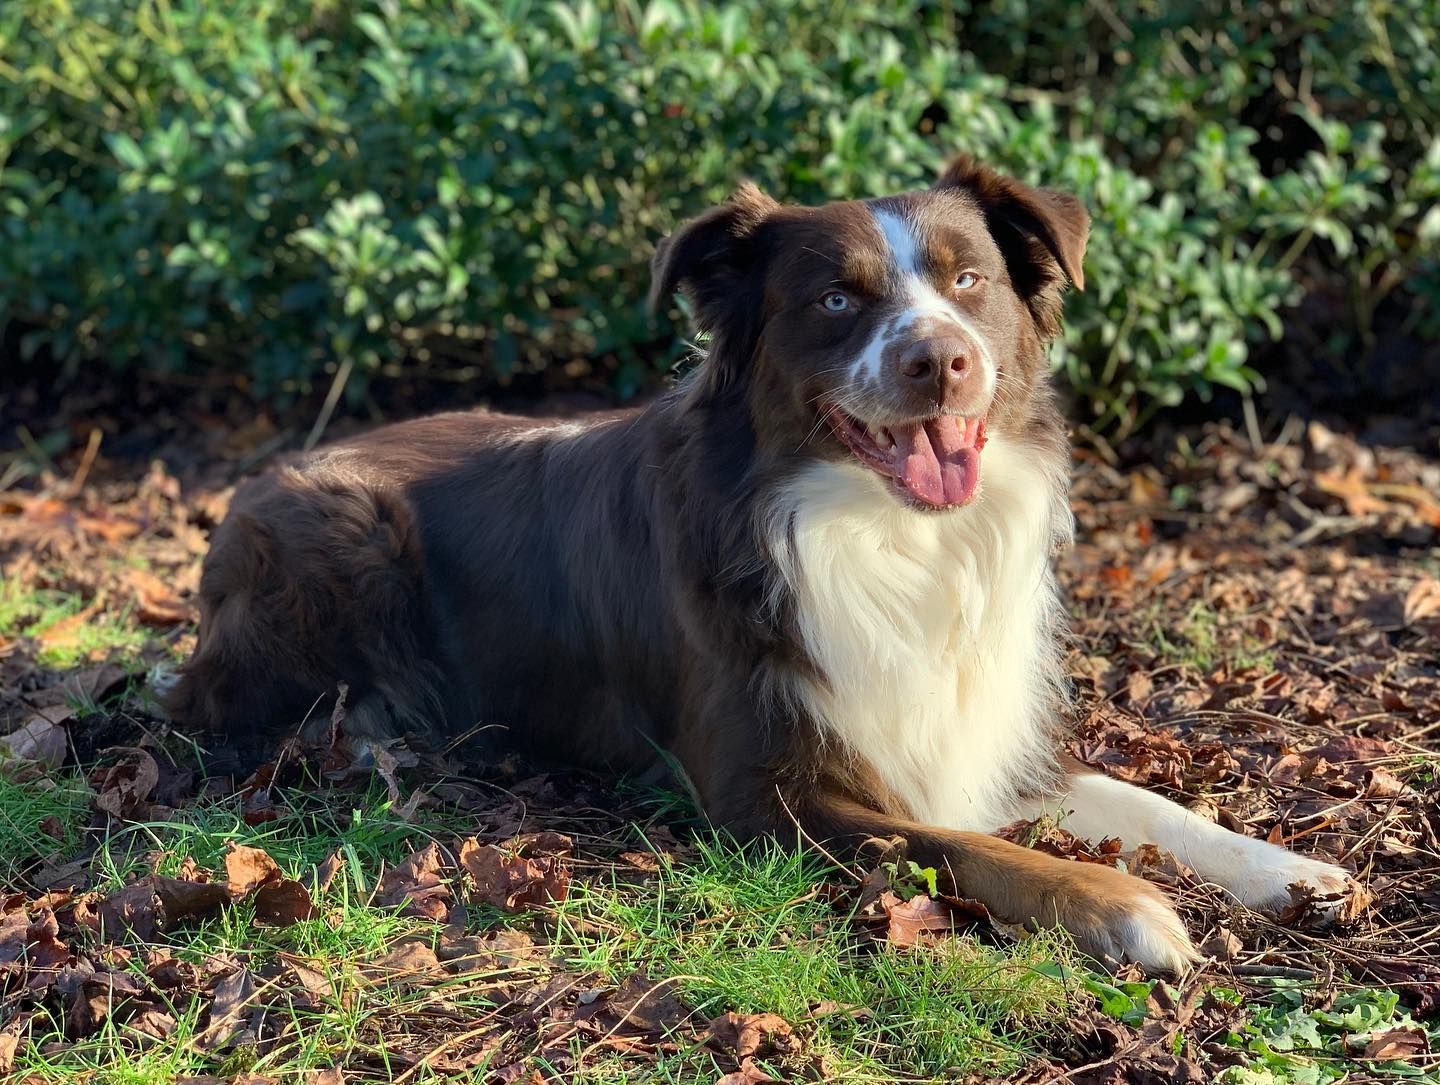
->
[766, 433, 1070, 832]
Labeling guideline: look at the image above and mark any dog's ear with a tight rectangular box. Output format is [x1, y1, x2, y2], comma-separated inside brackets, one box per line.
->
[650, 183, 779, 394]
[935, 156, 1089, 338]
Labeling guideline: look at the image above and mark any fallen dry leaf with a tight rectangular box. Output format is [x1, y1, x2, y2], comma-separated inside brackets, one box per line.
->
[224, 843, 282, 895]
[124, 566, 196, 626]
[707, 1011, 797, 1061]
[251, 879, 317, 925]
[1314, 467, 1389, 517]
[313, 850, 345, 894]
[459, 837, 570, 912]
[90, 747, 161, 820]
[200, 967, 255, 1051]
[376, 842, 453, 921]
[35, 602, 105, 658]
[0, 717, 67, 768]
[715, 1061, 775, 1085]
[0, 1028, 18, 1073]
[437, 928, 536, 975]
[573, 971, 691, 1037]
[361, 941, 443, 985]
[1402, 578, 1440, 626]
[1360, 1025, 1428, 1060]
[874, 891, 980, 948]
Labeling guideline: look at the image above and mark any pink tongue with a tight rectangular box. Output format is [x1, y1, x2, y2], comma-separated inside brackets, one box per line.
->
[890, 417, 982, 508]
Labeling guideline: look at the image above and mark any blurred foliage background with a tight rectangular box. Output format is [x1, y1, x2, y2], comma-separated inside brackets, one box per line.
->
[1, 0, 1437, 434]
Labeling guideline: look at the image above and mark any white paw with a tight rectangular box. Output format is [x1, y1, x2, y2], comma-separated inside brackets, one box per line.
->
[1098, 891, 1199, 974]
[1244, 849, 1356, 915]
[1052, 873, 1199, 974]
[1201, 837, 1355, 915]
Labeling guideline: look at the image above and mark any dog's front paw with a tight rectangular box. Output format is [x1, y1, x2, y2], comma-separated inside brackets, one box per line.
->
[1047, 866, 1198, 974]
[1241, 848, 1358, 918]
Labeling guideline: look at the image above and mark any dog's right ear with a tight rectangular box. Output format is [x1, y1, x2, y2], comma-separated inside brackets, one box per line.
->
[649, 184, 778, 392]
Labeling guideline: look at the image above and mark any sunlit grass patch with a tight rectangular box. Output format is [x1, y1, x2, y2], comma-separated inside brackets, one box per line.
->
[552, 835, 1079, 1081]
[0, 581, 149, 668]
[0, 769, 92, 878]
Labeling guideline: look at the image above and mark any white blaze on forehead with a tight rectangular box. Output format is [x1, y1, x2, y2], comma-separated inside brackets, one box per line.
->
[847, 204, 996, 394]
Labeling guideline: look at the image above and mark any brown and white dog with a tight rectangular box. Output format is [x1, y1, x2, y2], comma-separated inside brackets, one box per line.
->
[167, 158, 1352, 971]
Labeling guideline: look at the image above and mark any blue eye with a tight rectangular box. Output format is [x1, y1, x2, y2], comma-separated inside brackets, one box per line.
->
[821, 291, 851, 312]
[955, 271, 981, 290]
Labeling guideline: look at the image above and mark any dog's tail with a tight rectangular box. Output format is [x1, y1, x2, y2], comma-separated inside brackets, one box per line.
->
[163, 464, 445, 759]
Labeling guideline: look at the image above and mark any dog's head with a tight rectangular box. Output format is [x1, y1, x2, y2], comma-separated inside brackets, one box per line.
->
[652, 158, 1088, 510]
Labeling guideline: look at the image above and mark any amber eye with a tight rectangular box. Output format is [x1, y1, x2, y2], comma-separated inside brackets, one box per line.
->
[955, 271, 981, 291]
[820, 291, 851, 312]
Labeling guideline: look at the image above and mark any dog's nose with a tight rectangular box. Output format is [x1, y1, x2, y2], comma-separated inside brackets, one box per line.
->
[897, 336, 973, 391]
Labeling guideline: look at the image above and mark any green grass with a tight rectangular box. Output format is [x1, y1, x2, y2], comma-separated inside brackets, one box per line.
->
[0, 581, 149, 668]
[7, 764, 1435, 1084]
[7, 777, 1080, 1085]
[0, 769, 92, 878]
[13, 785, 504, 1085]
[1147, 602, 1276, 675]
[549, 836, 1079, 1082]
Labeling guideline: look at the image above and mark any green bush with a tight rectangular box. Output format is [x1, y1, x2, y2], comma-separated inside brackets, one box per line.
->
[1, 0, 1436, 431]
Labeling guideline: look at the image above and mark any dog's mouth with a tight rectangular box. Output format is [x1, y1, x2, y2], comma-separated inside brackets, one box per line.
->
[823, 403, 988, 509]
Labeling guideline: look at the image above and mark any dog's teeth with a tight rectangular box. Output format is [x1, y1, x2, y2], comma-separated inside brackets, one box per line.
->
[956, 417, 968, 440]
[868, 424, 891, 448]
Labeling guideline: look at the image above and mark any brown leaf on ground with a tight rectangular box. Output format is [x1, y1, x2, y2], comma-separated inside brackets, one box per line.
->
[306, 1068, 344, 1085]
[91, 883, 162, 942]
[1313, 467, 1389, 518]
[61, 661, 132, 706]
[707, 1011, 797, 1061]
[313, 850, 345, 893]
[0, 717, 68, 768]
[216, 844, 316, 924]
[572, 971, 691, 1037]
[0, 908, 73, 993]
[437, 928, 536, 975]
[199, 967, 254, 1051]
[1199, 927, 1242, 961]
[85, 875, 229, 942]
[145, 949, 199, 991]
[90, 748, 161, 820]
[124, 566, 196, 626]
[1127, 843, 1195, 890]
[56, 966, 147, 1038]
[509, 830, 574, 858]
[361, 941, 443, 986]
[459, 837, 570, 912]
[1360, 1026, 1428, 1060]
[252, 879, 317, 925]
[879, 892, 954, 946]
[0, 1026, 19, 1073]
[375, 842, 454, 921]
[150, 876, 231, 923]
[35, 602, 105, 659]
[128, 1005, 178, 1041]
[224, 843, 282, 894]
[715, 1060, 775, 1085]
[1402, 577, 1440, 626]
[277, 955, 339, 1012]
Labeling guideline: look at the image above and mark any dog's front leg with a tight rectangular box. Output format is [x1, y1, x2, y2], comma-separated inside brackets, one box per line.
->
[1023, 759, 1355, 912]
[787, 787, 1198, 973]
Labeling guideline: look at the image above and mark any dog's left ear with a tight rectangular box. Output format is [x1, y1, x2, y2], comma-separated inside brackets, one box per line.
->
[935, 156, 1090, 337]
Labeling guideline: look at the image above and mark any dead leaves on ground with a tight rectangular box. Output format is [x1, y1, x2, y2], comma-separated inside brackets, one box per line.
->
[459, 831, 572, 912]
